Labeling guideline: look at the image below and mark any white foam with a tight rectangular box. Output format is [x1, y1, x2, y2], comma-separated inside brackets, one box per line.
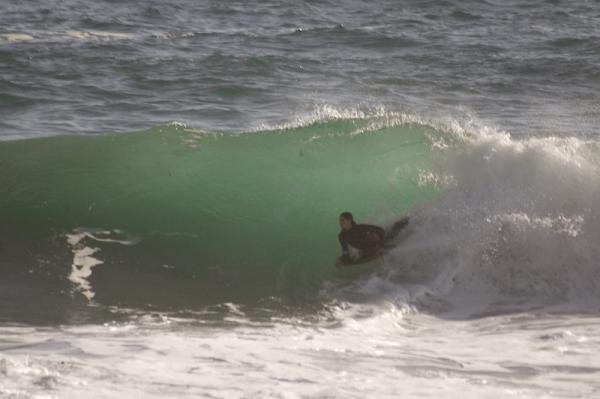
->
[1, 311, 599, 398]
[0, 30, 132, 45]
[69, 246, 103, 300]
[251, 103, 390, 132]
[0, 33, 34, 42]
[390, 121, 600, 315]
[66, 228, 140, 300]
[64, 30, 130, 40]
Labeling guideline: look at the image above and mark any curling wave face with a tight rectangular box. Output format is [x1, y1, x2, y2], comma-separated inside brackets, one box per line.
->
[0, 118, 434, 320]
[1, 115, 599, 323]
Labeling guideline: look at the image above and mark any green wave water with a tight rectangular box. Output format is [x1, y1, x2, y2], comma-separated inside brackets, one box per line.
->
[0, 120, 437, 309]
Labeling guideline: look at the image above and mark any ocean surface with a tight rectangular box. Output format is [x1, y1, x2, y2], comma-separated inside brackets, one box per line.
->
[1, 0, 600, 398]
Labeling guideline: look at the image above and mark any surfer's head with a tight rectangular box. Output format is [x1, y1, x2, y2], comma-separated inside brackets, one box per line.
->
[339, 212, 355, 231]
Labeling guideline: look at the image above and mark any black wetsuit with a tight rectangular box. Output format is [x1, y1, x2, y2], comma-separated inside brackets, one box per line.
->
[338, 223, 386, 263]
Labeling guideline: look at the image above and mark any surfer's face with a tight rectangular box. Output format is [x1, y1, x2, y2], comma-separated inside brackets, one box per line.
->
[340, 217, 353, 231]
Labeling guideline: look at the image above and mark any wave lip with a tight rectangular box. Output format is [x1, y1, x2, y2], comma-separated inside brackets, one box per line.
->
[0, 117, 435, 313]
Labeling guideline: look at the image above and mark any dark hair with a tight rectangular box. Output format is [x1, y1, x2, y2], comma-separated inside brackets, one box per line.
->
[339, 212, 354, 222]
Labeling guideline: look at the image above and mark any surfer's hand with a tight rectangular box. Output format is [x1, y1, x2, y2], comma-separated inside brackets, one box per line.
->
[336, 253, 352, 267]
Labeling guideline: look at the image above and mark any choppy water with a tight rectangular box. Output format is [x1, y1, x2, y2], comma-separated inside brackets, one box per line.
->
[2, 0, 600, 139]
[2, 1, 600, 398]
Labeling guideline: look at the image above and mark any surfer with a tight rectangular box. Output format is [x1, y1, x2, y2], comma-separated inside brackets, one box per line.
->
[336, 212, 386, 267]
